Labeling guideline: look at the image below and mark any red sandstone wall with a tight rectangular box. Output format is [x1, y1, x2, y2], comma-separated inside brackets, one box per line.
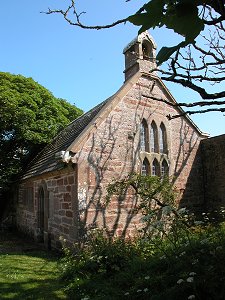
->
[16, 75, 207, 245]
[17, 170, 77, 248]
[201, 134, 225, 210]
[74, 75, 206, 237]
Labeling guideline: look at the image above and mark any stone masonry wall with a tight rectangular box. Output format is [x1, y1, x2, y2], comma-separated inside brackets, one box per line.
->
[17, 74, 207, 246]
[201, 134, 225, 210]
[74, 75, 206, 237]
[17, 169, 78, 248]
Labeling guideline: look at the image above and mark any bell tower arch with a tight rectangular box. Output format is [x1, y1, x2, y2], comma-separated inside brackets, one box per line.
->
[123, 31, 157, 81]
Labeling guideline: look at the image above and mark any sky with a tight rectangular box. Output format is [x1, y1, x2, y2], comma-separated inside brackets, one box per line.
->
[0, 0, 224, 137]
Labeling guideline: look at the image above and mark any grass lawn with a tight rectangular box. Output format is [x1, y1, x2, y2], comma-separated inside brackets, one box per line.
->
[0, 231, 67, 300]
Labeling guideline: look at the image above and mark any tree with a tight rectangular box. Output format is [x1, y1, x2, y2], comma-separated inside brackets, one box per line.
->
[0, 72, 83, 193]
[46, 0, 225, 116]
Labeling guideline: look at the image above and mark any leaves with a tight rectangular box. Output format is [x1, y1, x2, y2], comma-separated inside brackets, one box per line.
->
[128, 0, 165, 32]
[164, 0, 204, 42]
[0, 72, 83, 191]
[156, 41, 187, 65]
[128, 0, 205, 63]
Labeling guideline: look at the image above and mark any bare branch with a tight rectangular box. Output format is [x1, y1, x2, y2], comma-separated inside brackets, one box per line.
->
[45, 1, 225, 115]
[142, 94, 225, 108]
[161, 76, 225, 99]
[142, 94, 225, 119]
[167, 107, 225, 120]
[44, 1, 128, 30]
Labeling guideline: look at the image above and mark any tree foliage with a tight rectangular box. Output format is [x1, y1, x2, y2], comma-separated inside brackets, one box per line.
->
[46, 0, 225, 116]
[0, 72, 83, 191]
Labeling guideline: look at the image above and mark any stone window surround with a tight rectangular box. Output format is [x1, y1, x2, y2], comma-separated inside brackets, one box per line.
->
[139, 118, 170, 177]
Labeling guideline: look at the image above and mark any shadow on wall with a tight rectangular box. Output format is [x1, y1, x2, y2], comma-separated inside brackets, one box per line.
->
[197, 135, 225, 222]
[71, 104, 208, 241]
[172, 118, 205, 212]
[75, 99, 153, 239]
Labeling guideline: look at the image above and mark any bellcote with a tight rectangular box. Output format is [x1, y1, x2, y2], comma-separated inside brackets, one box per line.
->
[123, 31, 157, 81]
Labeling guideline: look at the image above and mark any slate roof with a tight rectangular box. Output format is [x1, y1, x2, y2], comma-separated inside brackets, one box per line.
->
[21, 99, 109, 180]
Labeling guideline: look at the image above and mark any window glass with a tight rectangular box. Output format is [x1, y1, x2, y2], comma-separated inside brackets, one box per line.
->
[152, 158, 160, 176]
[142, 158, 150, 176]
[159, 123, 167, 153]
[161, 160, 169, 177]
[150, 121, 158, 153]
[140, 120, 149, 152]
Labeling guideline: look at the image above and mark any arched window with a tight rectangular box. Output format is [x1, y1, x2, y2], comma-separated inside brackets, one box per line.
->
[37, 181, 49, 243]
[140, 119, 149, 152]
[150, 121, 158, 153]
[161, 159, 169, 177]
[142, 42, 150, 59]
[159, 123, 167, 154]
[152, 158, 160, 176]
[38, 187, 45, 234]
[141, 158, 150, 176]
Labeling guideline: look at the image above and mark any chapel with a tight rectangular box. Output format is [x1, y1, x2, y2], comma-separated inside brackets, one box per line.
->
[16, 32, 225, 249]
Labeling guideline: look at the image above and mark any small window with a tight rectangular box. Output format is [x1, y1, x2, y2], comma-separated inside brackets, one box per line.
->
[142, 41, 151, 59]
[161, 160, 169, 177]
[159, 123, 167, 154]
[152, 158, 160, 176]
[140, 119, 149, 152]
[22, 187, 34, 212]
[141, 158, 150, 176]
[150, 121, 158, 153]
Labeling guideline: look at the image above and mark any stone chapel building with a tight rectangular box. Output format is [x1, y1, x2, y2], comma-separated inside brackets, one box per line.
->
[16, 32, 225, 249]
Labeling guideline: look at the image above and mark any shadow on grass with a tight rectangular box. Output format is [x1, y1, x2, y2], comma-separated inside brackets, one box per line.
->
[0, 231, 66, 299]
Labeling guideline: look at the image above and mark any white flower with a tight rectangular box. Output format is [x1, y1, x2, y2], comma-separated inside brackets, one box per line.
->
[143, 288, 149, 292]
[137, 289, 142, 293]
[216, 246, 222, 251]
[189, 272, 196, 276]
[192, 259, 199, 265]
[186, 277, 194, 283]
[160, 255, 166, 260]
[188, 295, 195, 299]
[124, 292, 130, 296]
[145, 276, 150, 280]
[194, 221, 203, 225]
[177, 279, 184, 284]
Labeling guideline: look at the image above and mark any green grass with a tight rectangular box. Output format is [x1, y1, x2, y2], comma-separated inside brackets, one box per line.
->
[0, 233, 66, 300]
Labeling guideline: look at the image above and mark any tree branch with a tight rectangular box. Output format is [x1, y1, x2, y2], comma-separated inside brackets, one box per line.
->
[161, 76, 225, 99]
[142, 94, 225, 118]
[167, 107, 225, 120]
[44, 1, 128, 30]
[142, 94, 225, 108]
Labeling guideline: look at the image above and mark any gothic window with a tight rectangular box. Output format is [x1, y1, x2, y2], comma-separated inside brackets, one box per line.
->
[159, 122, 167, 154]
[161, 160, 169, 177]
[141, 158, 150, 176]
[150, 121, 158, 153]
[152, 158, 160, 176]
[140, 119, 149, 152]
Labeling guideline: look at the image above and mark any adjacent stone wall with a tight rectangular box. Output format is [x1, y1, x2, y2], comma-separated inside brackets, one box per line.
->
[201, 134, 225, 210]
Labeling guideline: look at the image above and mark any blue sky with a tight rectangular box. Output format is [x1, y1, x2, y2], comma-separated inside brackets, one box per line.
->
[0, 0, 224, 137]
